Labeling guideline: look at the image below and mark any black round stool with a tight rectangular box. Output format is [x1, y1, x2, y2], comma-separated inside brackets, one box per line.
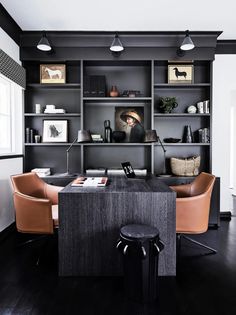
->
[116, 224, 164, 303]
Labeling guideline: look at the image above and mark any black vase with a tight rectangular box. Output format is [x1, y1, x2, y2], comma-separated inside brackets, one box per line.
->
[104, 120, 112, 143]
[183, 125, 193, 143]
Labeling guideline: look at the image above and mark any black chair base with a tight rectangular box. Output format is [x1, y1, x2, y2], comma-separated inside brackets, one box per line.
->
[17, 234, 56, 266]
[177, 234, 217, 254]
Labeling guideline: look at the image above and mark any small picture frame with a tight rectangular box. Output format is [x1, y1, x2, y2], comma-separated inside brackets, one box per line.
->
[121, 162, 136, 178]
[168, 64, 194, 84]
[42, 120, 68, 142]
[40, 64, 66, 84]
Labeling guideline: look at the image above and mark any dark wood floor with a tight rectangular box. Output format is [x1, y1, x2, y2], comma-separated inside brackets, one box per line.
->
[0, 218, 236, 315]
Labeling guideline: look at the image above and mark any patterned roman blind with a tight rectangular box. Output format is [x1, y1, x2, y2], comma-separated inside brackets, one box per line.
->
[0, 49, 26, 89]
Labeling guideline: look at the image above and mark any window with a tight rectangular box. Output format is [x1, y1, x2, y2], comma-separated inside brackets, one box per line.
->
[0, 74, 23, 155]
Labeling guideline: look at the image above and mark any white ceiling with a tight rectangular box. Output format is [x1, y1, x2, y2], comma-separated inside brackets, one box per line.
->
[2, 0, 236, 39]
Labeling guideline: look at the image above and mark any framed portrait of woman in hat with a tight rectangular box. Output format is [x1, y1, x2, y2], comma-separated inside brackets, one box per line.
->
[115, 107, 145, 143]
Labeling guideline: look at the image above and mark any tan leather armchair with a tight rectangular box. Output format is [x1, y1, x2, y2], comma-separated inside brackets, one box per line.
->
[170, 172, 217, 253]
[11, 172, 63, 234]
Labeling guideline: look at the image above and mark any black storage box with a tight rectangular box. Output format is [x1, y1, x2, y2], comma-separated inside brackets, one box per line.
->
[83, 75, 106, 97]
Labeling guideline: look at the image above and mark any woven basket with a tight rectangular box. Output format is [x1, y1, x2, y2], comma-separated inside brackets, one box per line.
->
[170, 156, 201, 176]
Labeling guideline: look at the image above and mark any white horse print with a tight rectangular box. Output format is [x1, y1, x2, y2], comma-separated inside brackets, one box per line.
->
[45, 67, 62, 79]
[41, 65, 65, 83]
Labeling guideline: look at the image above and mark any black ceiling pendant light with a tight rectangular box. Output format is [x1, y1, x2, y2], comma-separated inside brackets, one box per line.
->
[37, 31, 52, 51]
[110, 33, 124, 53]
[177, 30, 195, 57]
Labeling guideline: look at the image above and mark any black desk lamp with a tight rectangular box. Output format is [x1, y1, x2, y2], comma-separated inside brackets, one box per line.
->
[144, 130, 170, 177]
[60, 130, 92, 176]
[65, 137, 78, 175]
[158, 137, 168, 177]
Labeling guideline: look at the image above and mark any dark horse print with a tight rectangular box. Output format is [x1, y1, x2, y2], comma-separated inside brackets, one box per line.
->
[173, 67, 187, 79]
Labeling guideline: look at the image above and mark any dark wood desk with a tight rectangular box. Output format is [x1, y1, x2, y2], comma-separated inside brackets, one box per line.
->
[58, 176, 176, 276]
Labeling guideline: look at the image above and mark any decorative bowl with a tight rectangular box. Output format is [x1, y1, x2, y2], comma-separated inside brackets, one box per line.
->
[112, 131, 126, 143]
[163, 138, 181, 143]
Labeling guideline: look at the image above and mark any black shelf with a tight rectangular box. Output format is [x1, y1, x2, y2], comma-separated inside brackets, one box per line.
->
[25, 143, 81, 146]
[83, 143, 152, 146]
[155, 143, 210, 146]
[83, 97, 152, 102]
[24, 113, 81, 117]
[154, 83, 211, 88]
[27, 83, 81, 89]
[154, 113, 210, 117]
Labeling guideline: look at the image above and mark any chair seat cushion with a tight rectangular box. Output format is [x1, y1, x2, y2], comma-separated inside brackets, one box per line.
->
[52, 205, 59, 227]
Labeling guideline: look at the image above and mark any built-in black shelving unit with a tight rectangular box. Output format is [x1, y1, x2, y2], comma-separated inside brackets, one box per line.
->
[21, 31, 221, 177]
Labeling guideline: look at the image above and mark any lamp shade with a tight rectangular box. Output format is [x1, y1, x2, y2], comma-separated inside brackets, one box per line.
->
[110, 34, 124, 52]
[37, 33, 52, 51]
[144, 130, 158, 142]
[77, 130, 92, 143]
[180, 30, 195, 51]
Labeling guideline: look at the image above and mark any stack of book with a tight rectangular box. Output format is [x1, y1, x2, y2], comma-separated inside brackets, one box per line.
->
[44, 104, 66, 114]
[91, 134, 103, 142]
[107, 168, 147, 176]
[71, 176, 108, 187]
[26, 127, 34, 143]
[31, 168, 51, 177]
[198, 128, 210, 143]
[86, 168, 107, 175]
[44, 108, 66, 114]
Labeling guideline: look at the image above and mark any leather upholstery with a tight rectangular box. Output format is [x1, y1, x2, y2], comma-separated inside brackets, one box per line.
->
[170, 172, 216, 234]
[11, 172, 62, 234]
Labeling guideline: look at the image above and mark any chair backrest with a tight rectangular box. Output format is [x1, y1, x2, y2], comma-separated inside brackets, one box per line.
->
[11, 172, 47, 199]
[190, 172, 216, 197]
[176, 172, 216, 234]
[11, 172, 54, 234]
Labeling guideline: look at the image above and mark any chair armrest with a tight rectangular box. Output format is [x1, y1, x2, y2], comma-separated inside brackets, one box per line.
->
[13, 192, 54, 234]
[169, 183, 191, 197]
[45, 184, 63, 205]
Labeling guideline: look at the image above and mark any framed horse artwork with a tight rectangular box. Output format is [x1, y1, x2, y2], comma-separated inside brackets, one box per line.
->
[168, 64, 193, 84]
[42, 120, 68, 142]
[40, 64, 66, 84]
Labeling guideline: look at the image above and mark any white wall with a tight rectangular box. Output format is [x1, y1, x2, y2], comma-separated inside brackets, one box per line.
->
[0, 0, 234, 39]
[0, 158, 23, 232]
[0, 27, 21, 65]
[213, 55, 236, 212]
[0, 28, 23, 231]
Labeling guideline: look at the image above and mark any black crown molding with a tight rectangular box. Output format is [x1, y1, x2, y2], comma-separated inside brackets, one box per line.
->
[20, 31, 222, 62]
[216, 40, 236, 54]
[20, 31, 222, 48]
[0, 4, 22, 45]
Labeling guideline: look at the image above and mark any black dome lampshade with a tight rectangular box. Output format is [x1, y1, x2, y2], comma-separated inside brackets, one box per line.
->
[37, 31, 52, 51]
[110, 33, 124, 53]
[177, 30, 195, 57]
[180, 30, 195, 51]
[77, 130, 92, 143]
[144, 130, 158, 142]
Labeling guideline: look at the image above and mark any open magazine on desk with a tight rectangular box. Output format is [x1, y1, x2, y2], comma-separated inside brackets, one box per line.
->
[71, 176, 108, 187]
